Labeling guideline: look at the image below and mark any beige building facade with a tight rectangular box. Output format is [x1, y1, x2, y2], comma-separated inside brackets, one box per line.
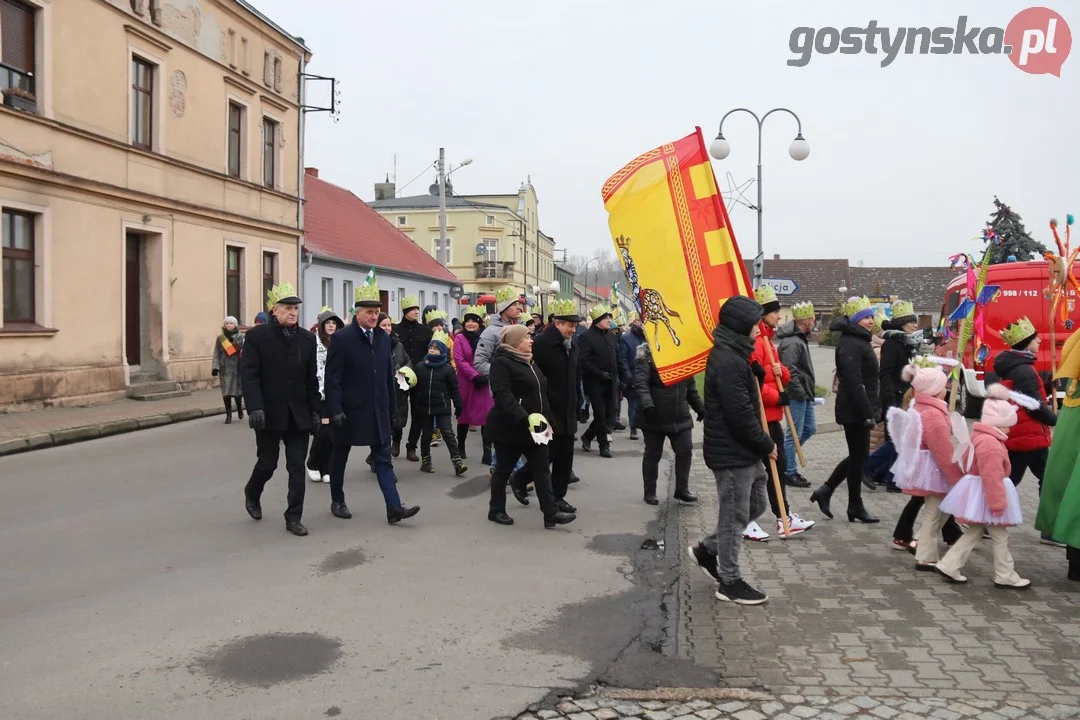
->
[0, 0, 309, 409]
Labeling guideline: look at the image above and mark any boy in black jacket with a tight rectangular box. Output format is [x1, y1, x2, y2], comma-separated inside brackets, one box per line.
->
[413, 332, 466, 476]
[688, 296, 776, 606]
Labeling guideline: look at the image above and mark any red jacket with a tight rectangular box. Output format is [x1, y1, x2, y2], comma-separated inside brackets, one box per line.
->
[752, 326, 791, 424]
[992, 350, 1055, 452]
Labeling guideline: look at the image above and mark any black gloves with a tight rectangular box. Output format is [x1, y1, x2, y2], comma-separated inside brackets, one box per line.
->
[696, 412, 705, 423]
[331, 412, 347, 428]
[777, 391, 790, 407]
[750, 361, 766, 383]
[473, 375, 489, 389]
[211, 368, 219, 377]
[248, 409, 266, 431]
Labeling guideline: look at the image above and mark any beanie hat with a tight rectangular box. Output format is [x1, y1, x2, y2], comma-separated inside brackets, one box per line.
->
[500, 323, 530, 348]
[981, 384, 1021, 428]
[719, 296, 764, 336]
[903, 363, 947, 397]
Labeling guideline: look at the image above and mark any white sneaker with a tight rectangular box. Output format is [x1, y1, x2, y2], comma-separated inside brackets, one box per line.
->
[777, 513, 815, 538]
[743, 521, 770, 542]
[307, 468, 321, 482]
[321, 474, 331, 483]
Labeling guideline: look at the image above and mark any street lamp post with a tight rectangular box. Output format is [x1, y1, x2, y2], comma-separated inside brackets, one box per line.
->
[437, 148, 472, 283]
[708, 109, 810, 290]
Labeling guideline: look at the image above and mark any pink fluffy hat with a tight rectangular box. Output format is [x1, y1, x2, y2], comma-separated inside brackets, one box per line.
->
[981, 383, 1040, 428]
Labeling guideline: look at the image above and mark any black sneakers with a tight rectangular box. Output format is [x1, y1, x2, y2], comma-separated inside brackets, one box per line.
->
[687, 543, 720, 583]
[715, 579, 768, 605]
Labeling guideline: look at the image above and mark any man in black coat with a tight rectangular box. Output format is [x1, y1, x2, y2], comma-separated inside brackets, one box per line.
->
[532, 302, 582, 513]
[392, 296, 431, 460]
[687, 295, 775, 606]
[325, 285, 421, 526]
[240, 285, 321, 536]
[578, 306, 625, 458]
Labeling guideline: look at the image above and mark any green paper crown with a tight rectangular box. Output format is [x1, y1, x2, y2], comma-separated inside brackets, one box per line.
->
[430, 330, 451, 346]
[791, 301, 815, 320]
[1001, 317, 1037, 347]
[844, 296, 872, 317]
[400, 294, 419, 311]
[549, 298, 577, 318]
[891, 299, 915, 319]
[424, 308, 448, 325]
[495, 286, 519, 305]
[912, 355, 940, 370]
[266, 281, 298, 310]
[462, 304, 485, 320]
[872, 309, 887, 333]
[319, 305, 333, 314]
[355, 282, 380, 304]
[754, 284, 779, 306]
[589, 304, 613, 321]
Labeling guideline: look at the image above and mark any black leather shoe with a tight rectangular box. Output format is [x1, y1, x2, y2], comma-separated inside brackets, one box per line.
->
[787, 473, 812, 489]
[509, 473, 530, 506]
[581, 438, 593, 452]
[555, 499, 577, 513]
[245, 498, 262, 520]
[847, 506, 880, 524]
[568, 472, 581, 484]
[387, 504, 420, 524]
[544, 511, 576, 529]
[285, 521, 308, 536]
[331, 502, 352, 519]
[674, 490, 699, 503]
[488, 510, 514, 526]
[643, 494, 659, 506]
[599, 445, 613, 458]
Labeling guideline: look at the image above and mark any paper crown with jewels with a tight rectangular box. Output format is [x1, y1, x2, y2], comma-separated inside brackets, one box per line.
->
[754, 284, 779, 307]
[589, 304, 614, 321]
[429, 330, 451, 347]
[549, 298, 580, 320]
[266, 281, 300, 310]
[844, 296, 872, 317]
[400, 294, 419, 312]
[354, 282, 381, 307]
[424, 308, 448, 325]
[462, 304, 485, 322]
[1001, 317, 1037, 348]
[791, 301, 815, 320]
[891, 299, 915, 320]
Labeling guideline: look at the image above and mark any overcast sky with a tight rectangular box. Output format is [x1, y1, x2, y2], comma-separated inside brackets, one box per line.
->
[255, 0, 1077, 268]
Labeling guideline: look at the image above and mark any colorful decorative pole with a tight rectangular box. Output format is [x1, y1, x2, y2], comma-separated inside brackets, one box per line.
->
[1046, 214, 1079, 412]
[947, 228, 999, 414]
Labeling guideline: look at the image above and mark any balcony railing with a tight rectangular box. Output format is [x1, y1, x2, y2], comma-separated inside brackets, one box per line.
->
[474, 260, 515, 280]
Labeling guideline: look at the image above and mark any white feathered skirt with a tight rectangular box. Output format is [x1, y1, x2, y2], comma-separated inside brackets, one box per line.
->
[893, 449, 950, 495]
[939, 474, 1024, 527]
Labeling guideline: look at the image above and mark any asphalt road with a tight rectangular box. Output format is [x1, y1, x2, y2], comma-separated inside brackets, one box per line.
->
[0, 418, 678, 720]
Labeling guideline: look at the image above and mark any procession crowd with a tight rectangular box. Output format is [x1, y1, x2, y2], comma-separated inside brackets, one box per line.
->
[209, 279, 1080, 607]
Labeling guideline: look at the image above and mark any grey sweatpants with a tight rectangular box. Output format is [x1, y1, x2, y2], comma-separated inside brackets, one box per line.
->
[701, 462, 769, 584]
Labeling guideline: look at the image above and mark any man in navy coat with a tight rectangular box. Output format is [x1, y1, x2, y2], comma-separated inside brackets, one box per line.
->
[324, 282, 421, 525]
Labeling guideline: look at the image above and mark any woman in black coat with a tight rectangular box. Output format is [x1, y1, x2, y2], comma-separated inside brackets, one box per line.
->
[635, 342, 704, 506]
[485, 324, 576, 529]
[810, 305, 881, 523]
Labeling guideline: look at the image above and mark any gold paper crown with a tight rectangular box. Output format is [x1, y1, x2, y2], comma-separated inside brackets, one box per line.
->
[355, 282, 380, 304]
[589, 304, 613, 321]
[872, 309, 887, 334]
[266, 281, 298, 310]
[549, 298, 577, 317]
[754, 285, 779, 306]
[400, 294, 419, 311]
[891, 299, 915, 319]
[430, 330, 451, 346]
[462, 304, 485, 319]
[495, 286, 519, 304]
[844, 296, 872, 317]
[1001, 317, 1037, 347]
[791, 301, 815, 320]
[424, 308, 448, 324]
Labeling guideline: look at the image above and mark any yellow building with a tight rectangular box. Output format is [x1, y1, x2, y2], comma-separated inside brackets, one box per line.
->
[0, 0, 309, 409]
[371, 177, 557, 303]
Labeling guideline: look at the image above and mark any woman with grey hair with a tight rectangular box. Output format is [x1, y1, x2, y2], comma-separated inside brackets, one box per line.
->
[212, 315, 245, 423]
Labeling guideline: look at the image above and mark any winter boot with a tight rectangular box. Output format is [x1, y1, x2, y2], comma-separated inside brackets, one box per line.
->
[1068, 546, 1080, 582]
[420, 456, 434, 474]
[391, 441, 401, 458]
[235, 397, 244, 420]
[223, 397, 233, 424]
[481, 441, 492, 467]
[809, 484, 834, 519]
[599, 442, 613, 459]
[452, 456, 468, 476]
[406, 448, 420, 462]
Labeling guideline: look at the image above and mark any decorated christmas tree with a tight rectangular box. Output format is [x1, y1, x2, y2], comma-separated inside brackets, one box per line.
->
[985, 196, 1047, 264]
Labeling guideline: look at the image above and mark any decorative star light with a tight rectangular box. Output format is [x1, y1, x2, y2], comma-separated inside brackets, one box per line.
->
[721, 171, 757, 211]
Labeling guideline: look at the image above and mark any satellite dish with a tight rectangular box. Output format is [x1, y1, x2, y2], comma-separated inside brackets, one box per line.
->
[475, 243, 486, 256]
[428, 183, 439, 196]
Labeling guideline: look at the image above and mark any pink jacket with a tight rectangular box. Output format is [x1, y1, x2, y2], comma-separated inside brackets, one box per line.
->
[904, 395, 964, 497]
[966, 423, 1012, 517]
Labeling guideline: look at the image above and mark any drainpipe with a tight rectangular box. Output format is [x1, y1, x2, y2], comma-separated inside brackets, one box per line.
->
[296, 49, 308, 315]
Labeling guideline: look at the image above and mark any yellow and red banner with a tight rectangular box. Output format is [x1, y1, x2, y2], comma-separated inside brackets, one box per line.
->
[601, 127, 751, 385]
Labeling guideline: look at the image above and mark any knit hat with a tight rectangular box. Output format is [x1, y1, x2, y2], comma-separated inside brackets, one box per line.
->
[719, 295, 764, 336]
[223, 315, 238, 327]
[500, 323, 530, 348]
[902, 363, 947, 397]
[981, 391, 1018, 429]
[254, 311, 269, 325]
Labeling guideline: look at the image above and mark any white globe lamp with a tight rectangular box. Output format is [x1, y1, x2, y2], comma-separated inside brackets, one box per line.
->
[709, 134, 731, 160]
[788, 134, 810, 161]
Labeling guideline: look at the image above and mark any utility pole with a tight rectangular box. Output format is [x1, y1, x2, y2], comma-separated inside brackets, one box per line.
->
[437, 147, 447, 270]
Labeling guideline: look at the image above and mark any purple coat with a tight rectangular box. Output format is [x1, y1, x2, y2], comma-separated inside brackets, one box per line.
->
[453, 333, 494, 425]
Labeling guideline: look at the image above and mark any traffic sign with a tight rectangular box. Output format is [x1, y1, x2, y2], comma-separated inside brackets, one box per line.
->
[762, 278, 799, 296]
[449, 284, 464, 300]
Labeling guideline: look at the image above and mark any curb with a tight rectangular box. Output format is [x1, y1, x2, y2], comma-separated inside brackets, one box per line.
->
[0, 405, 226, 458]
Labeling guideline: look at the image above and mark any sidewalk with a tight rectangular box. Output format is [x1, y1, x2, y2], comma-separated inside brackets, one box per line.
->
[0, 389, 226, 457]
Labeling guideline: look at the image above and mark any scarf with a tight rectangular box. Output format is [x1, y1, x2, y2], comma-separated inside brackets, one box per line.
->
[425, 353, 449, 368]
[499, 343, 532, 364]
[462, 329, 481, 352]
[220, 326, 240, 355]
[271, 316, 297, 344]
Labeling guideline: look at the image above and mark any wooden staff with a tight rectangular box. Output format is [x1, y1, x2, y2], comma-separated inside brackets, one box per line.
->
[754, 380, 791, 537]
[761, 335, 807, 468]
[1050, 295, 1059, 413]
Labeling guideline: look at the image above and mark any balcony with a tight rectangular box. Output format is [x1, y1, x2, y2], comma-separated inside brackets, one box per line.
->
[474, 260, 516, 280]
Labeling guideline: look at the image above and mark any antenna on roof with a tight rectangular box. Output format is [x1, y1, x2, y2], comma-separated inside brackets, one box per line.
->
[393, 153, 397, 184]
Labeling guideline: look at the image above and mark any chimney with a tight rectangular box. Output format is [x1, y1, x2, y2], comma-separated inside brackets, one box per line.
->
[773, 253, 780, 260]
[305, 167, 319, 178]
[374, 174, 396, 201]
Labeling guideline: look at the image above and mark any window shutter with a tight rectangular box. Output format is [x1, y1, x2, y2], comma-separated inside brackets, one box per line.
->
[1, 0, 35, 73]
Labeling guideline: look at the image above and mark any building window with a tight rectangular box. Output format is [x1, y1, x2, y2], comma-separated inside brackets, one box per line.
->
[419, 290, 425, 309]
[262, 117, 278, 188]
[396, 216, 407, 227]
[342, 280, 353, 315]
[131, 56, 155, 150]
[227, 101, 244, 178]
[261, 251, 277, 304]
[225, 246, 243, 320]
[482, 238, 498, 261]
[444, 293, 449, 311]
[0, 0, 37, 109]
[486, 215, 495, 226]
[321, 277, 333, 307]
[2, 209, 35, 324]
[434, 237, 451, 264]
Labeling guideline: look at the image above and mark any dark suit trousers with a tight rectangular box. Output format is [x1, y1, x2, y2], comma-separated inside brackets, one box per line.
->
[245, 428, 309, 522]
[490, 442, 556, 516]
[642, 428, 693, 496]
[549, 433, 576, 499]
